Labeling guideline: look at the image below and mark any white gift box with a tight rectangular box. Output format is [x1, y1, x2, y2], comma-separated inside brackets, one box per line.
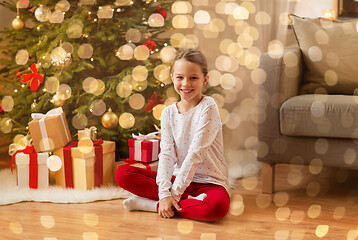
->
[15, 152, 49, 189]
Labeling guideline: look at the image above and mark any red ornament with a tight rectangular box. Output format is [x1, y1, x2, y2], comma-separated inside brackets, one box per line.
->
[20, 64, 44, 92]
[0, 106, 3, 113]
[145, 92, 164, 112]
[155, 8, 167, 19]
[16, 69, 22, 79]
[143, 39, 156, 52]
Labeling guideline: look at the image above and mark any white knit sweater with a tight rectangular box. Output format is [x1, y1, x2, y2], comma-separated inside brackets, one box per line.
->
[156, 96, 230, 201]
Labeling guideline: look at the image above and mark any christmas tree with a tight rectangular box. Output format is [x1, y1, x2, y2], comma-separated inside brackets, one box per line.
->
[0, 0, 178, 156]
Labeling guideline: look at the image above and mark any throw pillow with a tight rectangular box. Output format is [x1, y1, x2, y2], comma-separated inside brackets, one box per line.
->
[289, 14, 358, 95]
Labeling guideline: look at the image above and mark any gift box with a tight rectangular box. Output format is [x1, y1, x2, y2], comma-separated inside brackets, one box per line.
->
[28, 107, 71, 152]
[15, 151, 49, 189]
[53, 140, 115, 191]
[78, 126, 97, 141]
[112, 159, 159, 179]
[128, 136, 160, 163]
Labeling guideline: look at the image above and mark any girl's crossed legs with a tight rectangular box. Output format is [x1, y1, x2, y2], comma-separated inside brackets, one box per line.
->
[115, 164, 230, 222]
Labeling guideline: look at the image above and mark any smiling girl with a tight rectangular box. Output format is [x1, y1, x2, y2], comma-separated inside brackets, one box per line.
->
[115, 48, 230, 221]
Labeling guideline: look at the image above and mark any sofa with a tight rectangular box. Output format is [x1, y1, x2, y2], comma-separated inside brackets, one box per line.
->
[257, 15, 358, 193]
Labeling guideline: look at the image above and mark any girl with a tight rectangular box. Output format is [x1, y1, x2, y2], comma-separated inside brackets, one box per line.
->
[115, 48, 230, 222]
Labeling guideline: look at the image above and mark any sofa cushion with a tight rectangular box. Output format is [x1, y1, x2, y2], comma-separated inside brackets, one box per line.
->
[289, 14, 358, 95]
[280, 94, 358, 139]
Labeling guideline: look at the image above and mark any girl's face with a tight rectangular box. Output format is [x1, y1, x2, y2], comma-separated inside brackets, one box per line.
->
[171, 59, 209, 104]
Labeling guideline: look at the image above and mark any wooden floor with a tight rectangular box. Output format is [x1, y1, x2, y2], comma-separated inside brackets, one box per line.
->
[1, 152, 358, 240]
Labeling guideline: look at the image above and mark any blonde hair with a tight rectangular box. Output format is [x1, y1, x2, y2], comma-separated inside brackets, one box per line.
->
[173, 48, 208, 76]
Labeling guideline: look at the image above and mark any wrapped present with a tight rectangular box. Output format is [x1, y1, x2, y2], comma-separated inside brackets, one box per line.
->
[112, 159, 159, 179]
[28, 107, 71, 152]
[11, 146, 49, 189]
[128, 132, 160, 163]
[53, 140, 115, 191]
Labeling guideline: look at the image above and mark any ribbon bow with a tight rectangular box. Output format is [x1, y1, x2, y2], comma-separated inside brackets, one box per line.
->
[145, 92, 164, 112]
[78, 126, 97, 141]
[132, 132, 160, 141]
[20, 64, 44, 92]
[9, 134, 33, 156]
[31, 106, 64, 120]
[10, 145, 36, 173]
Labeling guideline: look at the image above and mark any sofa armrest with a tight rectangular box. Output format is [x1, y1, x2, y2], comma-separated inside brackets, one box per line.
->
[257, 46, 303, 164]
[259, 46, 303, 107]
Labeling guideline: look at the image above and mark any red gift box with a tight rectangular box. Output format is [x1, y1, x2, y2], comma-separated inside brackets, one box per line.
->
[128, 138, 161, 163]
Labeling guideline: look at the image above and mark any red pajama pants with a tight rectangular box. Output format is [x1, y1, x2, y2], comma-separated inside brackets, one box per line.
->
[115, 164, 230, 222]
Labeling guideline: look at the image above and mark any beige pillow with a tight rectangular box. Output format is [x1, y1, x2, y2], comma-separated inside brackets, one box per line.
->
[289, 14, 358, 94]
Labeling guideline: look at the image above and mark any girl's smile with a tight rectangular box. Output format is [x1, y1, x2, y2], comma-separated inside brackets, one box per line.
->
[171, 59, 209, 112]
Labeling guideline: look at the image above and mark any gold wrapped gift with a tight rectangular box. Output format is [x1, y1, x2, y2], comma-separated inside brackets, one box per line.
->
[28, 107, 71, 152]
[53, 140, 115, 191]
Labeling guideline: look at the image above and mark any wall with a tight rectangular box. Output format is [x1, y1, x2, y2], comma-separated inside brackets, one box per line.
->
[294, 0, 336, 18]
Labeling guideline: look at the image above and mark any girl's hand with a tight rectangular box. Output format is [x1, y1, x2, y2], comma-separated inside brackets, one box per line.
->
[158, 196, 182, 219]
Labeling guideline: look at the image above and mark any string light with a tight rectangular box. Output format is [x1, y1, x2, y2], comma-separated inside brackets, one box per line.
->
[21, 84, 25, 88]
[117, 9, 121, 12]
[88, 11, 91, 15]
[14, 89, 18, 93]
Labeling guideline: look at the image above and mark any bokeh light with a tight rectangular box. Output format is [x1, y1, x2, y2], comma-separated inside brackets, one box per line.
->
[172, 1, 192, 14]
[78, 44, 94, 59]
[134, 45, 150, 60]
[315, 225, 329, 238]
[154, 64, 170, 82]
[0, 118, 12, 133]
[67, 20, 83, 38]
[72, 113, 88, 129]
[194, 10, 210, 24]
[40, 215, 56, 229]
[47, 155, 62, 172]
[90, 100, 106, 116]
[119, 112, 135, 129]
[9, 222, 23, 234]
[125, 28, 141, 43]
[160, 46, 177, 63]
[77, 138, 94, 154]
[1, 96, 14, 112]
[97, 5, 113, 19]
[132, 65, 148, 82]
[49, 10, 64, 24]
[177, 221, 193, 234]
[83, 213, 99, 227]
[15, 49, 29, 65]
[116, 81, 132, 98]
[172, 15, 194, 29]
[153, 104, 166, 120]
[129, 93, 145, 110]
[117, 44, 134, 60]
[148, 13, 165, 27]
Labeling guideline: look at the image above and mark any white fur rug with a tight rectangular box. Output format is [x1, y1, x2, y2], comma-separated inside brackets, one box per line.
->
[0, 168, 133, 206]
[0, 149, 259, 206]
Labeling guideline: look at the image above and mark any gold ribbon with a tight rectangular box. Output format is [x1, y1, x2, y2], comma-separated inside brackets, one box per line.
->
[8, 134, 33, 156]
